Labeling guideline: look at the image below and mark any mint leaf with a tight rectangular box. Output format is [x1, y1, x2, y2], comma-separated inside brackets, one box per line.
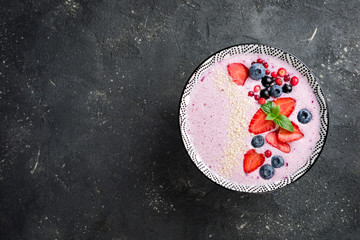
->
[272, 105, 280, 117]
[274, 114, 294, 132]
[265, 114, 276, 120]
[261, 101, 274, 114]
[265, 105, 281, 121]
[260, 101, 293, 132]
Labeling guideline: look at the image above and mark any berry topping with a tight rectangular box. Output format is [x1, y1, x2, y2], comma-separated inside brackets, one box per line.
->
[290, 76, 299, 86]
[254, 85, 261, 92]
[265, 69, 270, 75]
[227, 63, 249, 86]
[271, 71, 278, 78]
[282, 84, 292, 93]
[297, 109, 312, 124]
[273, 97, 296, 117]
[263, 62, 269, 68]
[248, 91, 254, 97]
[259, 164, 274, 179]
[251, 135, 265, 148]
[249, 109, 276, 134]
[254, 95, 260, 100]
[284, 74, 290, 82]
[257, 58, 263, 63]
[243, 149, 265, 174]
[270, 85, 283, 98]
[275, 78, 283, 86]
[261, 76, 274, 87]
[258, 97, 266, 105]
[277, 68, 287, 77]
[264, 150, 272, 158]
[260, 101, 294, 132]
[249, 63, 266, 80]
[265, 131, 291, 153]
[260, 89, 270, 99]
[278, 121, 304, 142]
[271, 156, 284, 168]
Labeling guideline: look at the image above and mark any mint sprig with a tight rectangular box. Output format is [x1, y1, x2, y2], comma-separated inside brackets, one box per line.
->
[274, 115, 294, 132]
[261, 102, 273, 115]
[261, 102, 294, 132]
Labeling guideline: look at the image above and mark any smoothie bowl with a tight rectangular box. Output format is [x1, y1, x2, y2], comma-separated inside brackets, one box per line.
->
[179, 44, 328, 193]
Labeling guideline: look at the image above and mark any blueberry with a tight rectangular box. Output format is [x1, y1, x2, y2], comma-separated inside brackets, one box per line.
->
[249, 63, 266, 80]
[297, 109, 312, 124]
[251, 135, 264, 148]
[259, 164, 274, 179]
[260, 89, 270, 99]
[271, 156, 284, 168]
[282, 84, 292, 93]
[261, 76, 274, 87]
[270, 85, 283, 98]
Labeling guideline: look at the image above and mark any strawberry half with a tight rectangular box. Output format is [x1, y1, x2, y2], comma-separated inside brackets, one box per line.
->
[248, 109, 276, 134]
[278, 121, 304, 142]
[273, 98, 296, 117]
[243, 149, 265, 174]
[265, 131, 291, 153]
[227, 63, 249, 86]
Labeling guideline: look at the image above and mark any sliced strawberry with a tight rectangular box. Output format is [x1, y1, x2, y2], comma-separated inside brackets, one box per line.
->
[227, 63, 249, 86]
[243, 149, 265, 174]
[248, 109, 276, 134]
[273, 98, 296, 117]
[278, 121, 304, 142]
[265, 131, 291, 153]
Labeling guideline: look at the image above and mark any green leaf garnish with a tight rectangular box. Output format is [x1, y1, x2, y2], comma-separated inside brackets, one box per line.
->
[274, 114, 294, 132]
[265, 114, 276, 121]
[261, 101, 294, 132]
[260, 101, 274, 115]
[272, 105, 280, 116]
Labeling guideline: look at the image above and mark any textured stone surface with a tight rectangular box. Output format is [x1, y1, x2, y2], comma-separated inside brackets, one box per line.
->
[0, 0, 359, 239]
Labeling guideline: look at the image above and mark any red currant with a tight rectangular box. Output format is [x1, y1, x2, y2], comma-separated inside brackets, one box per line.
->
[248, 91, 254, 97]
[264, 150, 272, 158]
[254, 85, 261, 92]
[265, 69, 270, 75]
[263, 62, 269, 68]
[271, 71, 278, 78]
[254, 95, 260, 100]
[275, 78, 283, 86]
[284, 74, 290, 82]
[277, 68, 287, 77]
[258, 97, 266, 105]
[290, 76, 299, 86]
[257, 58, 263, 63]
[251, 62, 256, 65]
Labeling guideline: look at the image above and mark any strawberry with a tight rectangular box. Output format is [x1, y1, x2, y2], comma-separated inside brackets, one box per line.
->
[227, 63, 249, 86]
[243, 149, 265, 174]
[278, 121, 304, 142]
[248, 109, 276, 134]
[265, 131, 291, 153]
[273, 98, 296, 117]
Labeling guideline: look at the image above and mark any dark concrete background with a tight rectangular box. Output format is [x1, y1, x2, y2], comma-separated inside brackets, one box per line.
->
[0, 0, 359, 239]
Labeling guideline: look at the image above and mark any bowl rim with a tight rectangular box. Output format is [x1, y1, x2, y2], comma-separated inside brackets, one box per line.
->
[178, 43, 329, 193]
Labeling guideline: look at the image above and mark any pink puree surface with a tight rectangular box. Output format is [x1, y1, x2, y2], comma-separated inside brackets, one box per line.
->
[186, 53, 321, 186]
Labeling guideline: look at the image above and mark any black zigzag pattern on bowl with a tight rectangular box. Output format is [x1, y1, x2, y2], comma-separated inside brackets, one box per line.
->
[179, 44, 328, 193]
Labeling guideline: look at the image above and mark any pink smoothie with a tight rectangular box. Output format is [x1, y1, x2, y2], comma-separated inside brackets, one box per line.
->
[186, 53, 320, 186]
